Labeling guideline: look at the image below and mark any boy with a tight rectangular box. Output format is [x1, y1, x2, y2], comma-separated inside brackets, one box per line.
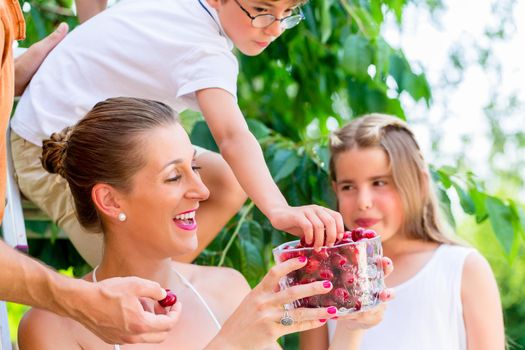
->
[11, 0, 344, 267]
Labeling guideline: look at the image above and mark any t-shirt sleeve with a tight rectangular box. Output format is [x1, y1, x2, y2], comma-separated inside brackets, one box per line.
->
[174, 47, 239, 103]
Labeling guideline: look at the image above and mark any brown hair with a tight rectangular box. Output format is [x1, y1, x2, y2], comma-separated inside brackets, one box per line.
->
[222, 0, 308, 6]
[42, 97, 179, 232]
[329, 113, 456, 245]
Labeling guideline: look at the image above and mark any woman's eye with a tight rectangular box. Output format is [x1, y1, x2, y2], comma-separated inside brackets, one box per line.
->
[166, 175, 181, 183]
[192, 166, 202, 173]
[374, 180, 386, 187]
[253, 7, 268, 13]
[341, 185, 353, 191]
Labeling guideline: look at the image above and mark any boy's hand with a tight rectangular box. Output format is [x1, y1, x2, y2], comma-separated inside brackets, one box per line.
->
[267, 205, 344, 249]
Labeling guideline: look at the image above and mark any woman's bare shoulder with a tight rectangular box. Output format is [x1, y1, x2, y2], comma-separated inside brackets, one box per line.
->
[18, 307, 80, 350]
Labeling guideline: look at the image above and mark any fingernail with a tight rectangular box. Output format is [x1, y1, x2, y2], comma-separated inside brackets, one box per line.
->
[56, 22, 68, 33]
[298, 256, 307, 263]
[323, 281, 332, 289]
[319, 319, 327, 323]
[327, 306, 337, 314]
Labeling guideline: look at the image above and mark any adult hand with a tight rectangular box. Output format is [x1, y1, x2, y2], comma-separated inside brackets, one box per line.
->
[335, 256, 395, 331]
[14, 22, 68, 96]
[206, 257, 338, 349]
[71, 277, 181, 344]
[268, 205, 345, 250]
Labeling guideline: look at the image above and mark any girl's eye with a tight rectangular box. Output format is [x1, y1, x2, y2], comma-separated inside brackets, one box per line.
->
[374, 180, 386, 187]
[341, 184, 353, 191]
[253, 7, 268, 13]
[192, 166, 202, 173]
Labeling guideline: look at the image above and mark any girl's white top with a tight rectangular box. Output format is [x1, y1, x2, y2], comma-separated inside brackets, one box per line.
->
[328, 244, 475, 350]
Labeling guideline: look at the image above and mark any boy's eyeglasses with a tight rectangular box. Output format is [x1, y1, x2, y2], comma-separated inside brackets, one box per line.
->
[234, 0, 304, 29]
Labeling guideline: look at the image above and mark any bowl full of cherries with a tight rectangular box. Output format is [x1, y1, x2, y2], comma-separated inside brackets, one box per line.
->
[273, 227, 385, 315]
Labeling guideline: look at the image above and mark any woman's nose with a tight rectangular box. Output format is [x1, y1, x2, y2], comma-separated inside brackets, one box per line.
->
[187, 172, 210, 201]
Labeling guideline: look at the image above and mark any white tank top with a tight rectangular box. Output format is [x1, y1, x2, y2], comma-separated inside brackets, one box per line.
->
[328, 244, 475, 350]
[91, 266, 221, 350]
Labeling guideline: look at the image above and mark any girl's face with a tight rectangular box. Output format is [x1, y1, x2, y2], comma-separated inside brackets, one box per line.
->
[332, 147, 404, 242]
[118, 123, 210, 258]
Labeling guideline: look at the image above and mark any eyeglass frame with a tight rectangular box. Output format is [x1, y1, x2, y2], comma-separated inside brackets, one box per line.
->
[233, 0, 305, 29]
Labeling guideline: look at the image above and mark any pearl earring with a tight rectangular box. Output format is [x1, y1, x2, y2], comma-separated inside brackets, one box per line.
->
[118, 212, 127, 222]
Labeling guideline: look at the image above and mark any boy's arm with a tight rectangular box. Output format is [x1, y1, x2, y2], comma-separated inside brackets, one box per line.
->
[196, 88, 344, 247]
[0, 240, 179, 344]
[75, 0, 108, 23]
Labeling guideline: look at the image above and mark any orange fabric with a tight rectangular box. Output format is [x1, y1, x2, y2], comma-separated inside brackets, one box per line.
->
[0, 0, 25, 221]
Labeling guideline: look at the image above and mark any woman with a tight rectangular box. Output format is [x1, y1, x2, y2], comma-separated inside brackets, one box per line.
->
[18, 97, 392, 349]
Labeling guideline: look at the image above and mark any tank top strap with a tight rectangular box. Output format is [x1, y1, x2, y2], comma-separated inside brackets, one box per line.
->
[171, 267, 222, 330]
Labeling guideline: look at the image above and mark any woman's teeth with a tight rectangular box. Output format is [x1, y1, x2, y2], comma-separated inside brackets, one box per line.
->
[175, 211, 195, 220]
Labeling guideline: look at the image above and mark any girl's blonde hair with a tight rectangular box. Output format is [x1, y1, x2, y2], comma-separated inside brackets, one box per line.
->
[329, 113, 456, 245]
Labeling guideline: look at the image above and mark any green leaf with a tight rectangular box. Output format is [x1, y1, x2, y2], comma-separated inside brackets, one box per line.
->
[452, 182, 475, 215]
[239, 239, 265, 287]
[341, 2, 380, 39]
[469, 188, 488, 223]
[270, 148, 301, 182]
[189, 121, 219, 153]
[342, 34, 372, 79]
[319, 0, 333, 43]
[485, 197, 515, 254]
[247, 118, 271, 140]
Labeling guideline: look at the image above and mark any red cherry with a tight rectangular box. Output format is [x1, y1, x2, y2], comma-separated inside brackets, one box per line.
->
[298, 276, 317, 285]
[304, 258, 321, 274]
[332, 287, 351, 305]
[158, 289, 177, 307]
[300, 236, 314, 248]
[363, 229, 377, 239]
[314, 247, 330, 260]
[351, 227, 365, 241]
[341, 271, 355, 285]
[330, 253, 348, 268]
[318, 268, 334, 281]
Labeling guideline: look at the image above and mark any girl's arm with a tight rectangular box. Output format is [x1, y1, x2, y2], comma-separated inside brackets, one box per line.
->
[300, 326, 329, 350]
[461, 252, 505, 350]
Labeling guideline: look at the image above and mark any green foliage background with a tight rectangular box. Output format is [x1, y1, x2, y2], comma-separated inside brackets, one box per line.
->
[4, 0, 524, 348]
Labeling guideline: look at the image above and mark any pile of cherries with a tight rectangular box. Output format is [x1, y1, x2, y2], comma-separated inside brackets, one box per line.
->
[277, 227, 381, 312]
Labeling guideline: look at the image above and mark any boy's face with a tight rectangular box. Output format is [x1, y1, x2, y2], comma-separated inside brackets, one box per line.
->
[207, 0, 301, 56]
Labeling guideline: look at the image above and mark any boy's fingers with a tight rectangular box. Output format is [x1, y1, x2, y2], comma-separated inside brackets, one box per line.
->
[304, 210, 324, 249]
[315, 207, 337, 247]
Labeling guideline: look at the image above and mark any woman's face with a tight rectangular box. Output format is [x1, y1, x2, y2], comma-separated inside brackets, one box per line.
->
[332, 147, 404, 243]
[119, 123, 210, 257]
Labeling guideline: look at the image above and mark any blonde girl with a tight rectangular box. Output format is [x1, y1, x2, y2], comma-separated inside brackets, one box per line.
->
[300, 113, 504, 350]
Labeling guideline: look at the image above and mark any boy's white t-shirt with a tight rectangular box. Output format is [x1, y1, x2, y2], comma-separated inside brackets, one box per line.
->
[12, 0, 238, 146]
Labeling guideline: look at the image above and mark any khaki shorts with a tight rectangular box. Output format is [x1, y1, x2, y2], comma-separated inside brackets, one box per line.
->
[10, 131, 209, 267]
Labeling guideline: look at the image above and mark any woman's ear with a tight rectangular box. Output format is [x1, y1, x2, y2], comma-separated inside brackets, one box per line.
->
[91, 183, 124, 220]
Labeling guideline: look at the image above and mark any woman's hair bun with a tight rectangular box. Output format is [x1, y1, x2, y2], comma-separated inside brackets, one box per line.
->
[41, 126, 73, 178]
